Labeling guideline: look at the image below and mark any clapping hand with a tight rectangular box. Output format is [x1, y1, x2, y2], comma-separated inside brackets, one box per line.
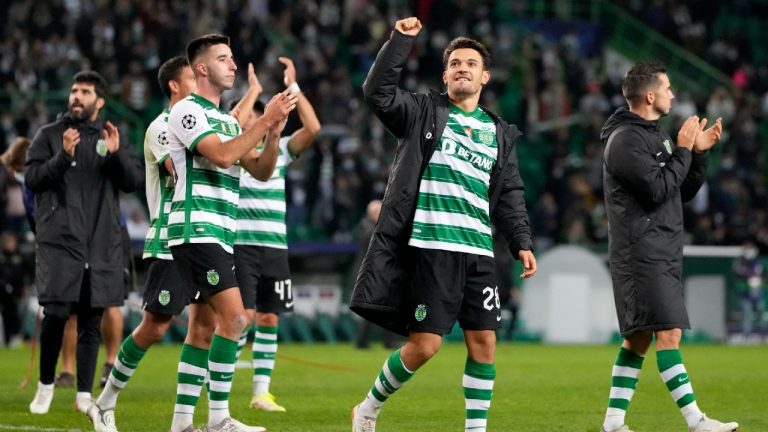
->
[103, 121, 120, 153]
[693, 117, 723, 153]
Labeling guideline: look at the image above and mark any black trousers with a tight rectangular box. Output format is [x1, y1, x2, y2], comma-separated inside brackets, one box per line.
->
[38, 271, 103, 393]
[0, 293, 21, 345]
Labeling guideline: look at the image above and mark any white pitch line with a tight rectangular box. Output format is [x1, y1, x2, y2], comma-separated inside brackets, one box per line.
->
[0, 425, 89, 432]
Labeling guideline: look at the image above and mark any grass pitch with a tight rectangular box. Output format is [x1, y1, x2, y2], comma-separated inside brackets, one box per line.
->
[0, 342, 765, 431]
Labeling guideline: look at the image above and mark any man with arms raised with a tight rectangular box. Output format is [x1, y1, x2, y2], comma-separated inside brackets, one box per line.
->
[350, 18, 536, 432]
[232, 56, 320, 413]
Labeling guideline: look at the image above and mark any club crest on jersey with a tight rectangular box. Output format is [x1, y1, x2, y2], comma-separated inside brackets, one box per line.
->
[478, 129, 494, 145]
[207, 269, 220, 286]
[96, 139, 107, 156]
[158, 290, 171, 306]
[414, 304, 427, 322]
[662, 139, 672, 154]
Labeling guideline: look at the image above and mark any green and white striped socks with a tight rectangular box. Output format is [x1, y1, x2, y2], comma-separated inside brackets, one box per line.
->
[253, 325, 278, 396]
[236, 324, 252, 361]
[603, 347, 644, 431]
[97, 335, 147, 409]
[658, 349, 703, 429]
[171, 343, 208, 432]
[208, 334, 238, 425]
[463, 358, 495, 432]
[358, 349, 414, 418]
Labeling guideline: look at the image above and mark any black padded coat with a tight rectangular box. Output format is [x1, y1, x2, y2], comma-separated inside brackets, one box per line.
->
[349, 31, 533, 336]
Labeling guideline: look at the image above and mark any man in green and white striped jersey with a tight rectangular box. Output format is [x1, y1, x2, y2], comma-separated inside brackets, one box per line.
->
[165, 34, 296, 432]
[351, 18, 537, 432]
[87, 56, 216, 432]
[231, 57, 321, 413]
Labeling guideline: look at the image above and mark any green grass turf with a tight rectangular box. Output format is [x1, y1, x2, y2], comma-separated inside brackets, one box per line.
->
[0, 342, 765, 431]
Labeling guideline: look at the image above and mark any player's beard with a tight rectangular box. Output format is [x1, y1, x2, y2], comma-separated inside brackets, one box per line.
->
[68, 100, 98, 122]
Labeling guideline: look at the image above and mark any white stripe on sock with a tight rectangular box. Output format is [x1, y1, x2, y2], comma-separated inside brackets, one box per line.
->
[252, 343, 277, 353]
[208, 361, 236, 373]
[113, 360, 135, 377]
[177, 383, 203, 396]
[660, 364, 686, 382]
[178, 362, 207, 376]
[465, 398, 491, 410]
[671, 383, 693, 401]
[462, 375, 494, 390]
[108, 375, 126, 389]
[374, 379, 393, 398]
[612, 365, 641, 378]
[255, 332, 277, 341]
[208, 380, 233, 393]
[382, 363, 403, 388]
[609, 387, 635, 400]
[253, 359, 275, 369]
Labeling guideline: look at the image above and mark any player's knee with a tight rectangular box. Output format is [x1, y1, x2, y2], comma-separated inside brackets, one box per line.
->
[189, 318, 216, 342]
[469, 339, 495, 356]
[135, 321, 169, 344]
[231, 312, 248, 334]
[413, 340, 441, 362]
[655, 329, 682, 348]
[149, 321, 171, 343]
[256, 313, 278, 327]
[188, 325, 214, 347]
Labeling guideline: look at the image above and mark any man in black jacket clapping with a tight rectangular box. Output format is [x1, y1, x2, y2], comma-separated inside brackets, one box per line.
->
[26, 71, 143, 415]
[599, 61, 737, 432]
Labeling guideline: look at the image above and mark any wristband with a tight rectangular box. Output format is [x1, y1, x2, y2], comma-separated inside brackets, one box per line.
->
[288, 82, 301, 95]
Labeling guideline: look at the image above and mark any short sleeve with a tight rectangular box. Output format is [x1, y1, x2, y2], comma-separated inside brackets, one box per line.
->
[168, 100, 215, 152]
[144, 120, 170, 165]
[280, 136, 297, 162]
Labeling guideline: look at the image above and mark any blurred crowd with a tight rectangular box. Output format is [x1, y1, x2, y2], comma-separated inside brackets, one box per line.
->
[0, 1, 766, 263]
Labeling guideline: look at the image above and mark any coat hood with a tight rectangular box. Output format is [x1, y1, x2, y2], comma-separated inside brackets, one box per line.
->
[600, 106, 659, 143]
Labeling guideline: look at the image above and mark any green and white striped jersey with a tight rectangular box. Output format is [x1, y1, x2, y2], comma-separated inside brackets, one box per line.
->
[235, 136, 296, 249]
[142, 108, 174, 260]
[408, 103, 497, 257]
[166, 93, 242, 253]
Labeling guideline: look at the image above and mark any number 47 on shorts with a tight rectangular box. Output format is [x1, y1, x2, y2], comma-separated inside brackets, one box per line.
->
[274, 279, 293, 304]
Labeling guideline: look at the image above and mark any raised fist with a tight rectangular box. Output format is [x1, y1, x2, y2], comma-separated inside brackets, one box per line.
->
[395, 17, 422, 36]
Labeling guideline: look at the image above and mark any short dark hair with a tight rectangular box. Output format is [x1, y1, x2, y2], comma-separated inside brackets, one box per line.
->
[73, 71, 107, 98]
[622, 61, 667, 106]
[186, 34, 230, 66]
[443, 37, 491, 70]
[157, 55, 190, 98]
